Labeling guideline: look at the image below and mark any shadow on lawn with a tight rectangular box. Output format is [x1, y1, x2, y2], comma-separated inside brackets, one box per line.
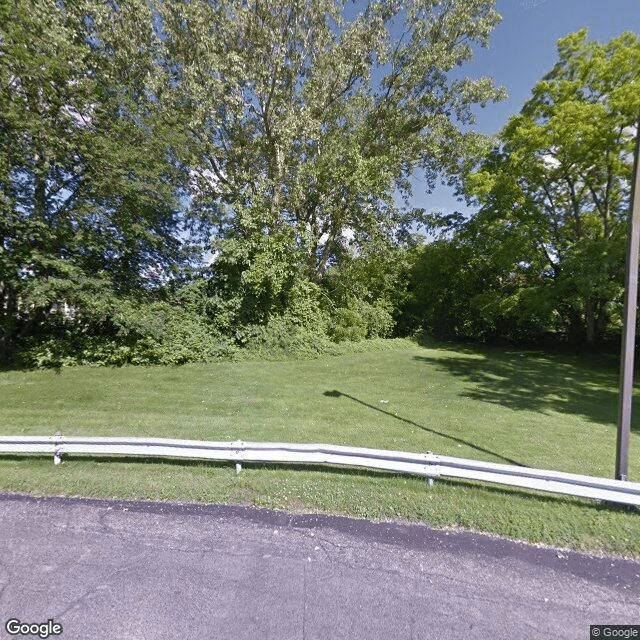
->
[323, 389, 524, 466]
[413, 345, 637, 431]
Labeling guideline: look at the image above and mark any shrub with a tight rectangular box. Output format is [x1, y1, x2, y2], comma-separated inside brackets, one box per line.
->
[19, 301, 237, 368]
[241, 316, 334, 359]
[328, 307, 367, 342]
[327, 299, 395, 343]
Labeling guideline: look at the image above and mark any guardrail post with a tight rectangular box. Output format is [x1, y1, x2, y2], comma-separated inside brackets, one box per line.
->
[233, 440, 244, 474]
[424, 451, 440, 486]
[53, 432, 63, 466]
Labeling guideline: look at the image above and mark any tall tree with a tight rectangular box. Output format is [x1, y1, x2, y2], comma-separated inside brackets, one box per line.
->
[0, 0, 189, 360]
[462, 30, 640, 344]
[157, 0, 504, 306]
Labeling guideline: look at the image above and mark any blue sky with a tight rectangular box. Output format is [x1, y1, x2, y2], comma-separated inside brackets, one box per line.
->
[411, 0, 640, 224]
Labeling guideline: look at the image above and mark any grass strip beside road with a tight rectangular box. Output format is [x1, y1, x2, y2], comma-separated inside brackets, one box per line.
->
[0, 339, 638, 558]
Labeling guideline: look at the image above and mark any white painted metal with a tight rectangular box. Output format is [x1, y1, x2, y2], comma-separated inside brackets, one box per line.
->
[0, 436, 638, 506]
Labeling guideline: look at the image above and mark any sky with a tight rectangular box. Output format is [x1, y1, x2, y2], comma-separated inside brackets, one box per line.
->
[412, 0, 640, 224]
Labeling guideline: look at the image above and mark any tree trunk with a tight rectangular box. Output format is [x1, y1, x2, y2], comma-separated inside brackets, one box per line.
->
[595, 299, 607, 342]
[585, 296, 595, 345]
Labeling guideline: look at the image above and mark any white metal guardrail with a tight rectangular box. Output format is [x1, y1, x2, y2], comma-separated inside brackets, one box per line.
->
[0, 435, 638, 506]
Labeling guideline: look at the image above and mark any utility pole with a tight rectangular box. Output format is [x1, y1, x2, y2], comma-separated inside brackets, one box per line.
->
[616, 119, 640, 481]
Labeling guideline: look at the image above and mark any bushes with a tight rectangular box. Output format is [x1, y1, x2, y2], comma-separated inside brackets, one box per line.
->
[328, 299, 394, 342]
[19, 302, 237, 368]
[322, 244, 410, 342]
[14, 247, 409, 368]
[239, 317, 334, 358]
[328, 307, 367, 342]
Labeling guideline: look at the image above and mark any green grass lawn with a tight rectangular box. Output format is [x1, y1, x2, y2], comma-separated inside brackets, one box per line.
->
[1, 338, 638, 557]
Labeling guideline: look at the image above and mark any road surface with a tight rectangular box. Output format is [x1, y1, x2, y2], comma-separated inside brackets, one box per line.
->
[0, 493, 638, 639]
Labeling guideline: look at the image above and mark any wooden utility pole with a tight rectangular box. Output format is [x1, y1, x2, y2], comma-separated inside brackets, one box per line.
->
[616, 119, 640, 481]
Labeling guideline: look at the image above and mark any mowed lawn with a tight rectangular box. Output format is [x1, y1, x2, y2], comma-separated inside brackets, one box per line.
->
[1, 339, 638, 557]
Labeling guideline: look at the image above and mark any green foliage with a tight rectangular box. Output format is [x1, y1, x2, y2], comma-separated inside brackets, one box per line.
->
[404, 234, 572, 345]
[454, 29, 640, 345]
[329, 307, 368, 343]
[322, 243, 413, 340]
[0, 0, 197, 363]
[328, 300, 395, 343]
[207, 228, 307, 329]
[19, 301, 237, 368]
[284, 279, 328, 330]
[239, 316, 334, 359]
[161, 0, 504, 280]
[324, 243, 411, 307]
[3, 0, 505, 366]
[403, 240, 486, 341]
[354, 299, 395, 339]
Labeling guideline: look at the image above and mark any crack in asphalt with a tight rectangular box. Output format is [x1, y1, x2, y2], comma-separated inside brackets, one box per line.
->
[53, 551, 150, 619]
[0, 562, 13, 603]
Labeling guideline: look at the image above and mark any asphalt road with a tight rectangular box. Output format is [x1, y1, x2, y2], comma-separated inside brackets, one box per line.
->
[0, 493, 638, 640]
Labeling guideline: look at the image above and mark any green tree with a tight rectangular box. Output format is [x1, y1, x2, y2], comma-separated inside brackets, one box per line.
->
[462, 29, 640, 344]
[322, 241, 413, 339]
[158, 0, 504, 314]
[1, 0, 507, 364]
[0, 0, 191, 361]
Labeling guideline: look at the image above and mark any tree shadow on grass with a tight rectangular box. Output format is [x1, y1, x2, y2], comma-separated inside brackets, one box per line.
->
[413, 345, 636, 431]
[323, 389, 525, 466]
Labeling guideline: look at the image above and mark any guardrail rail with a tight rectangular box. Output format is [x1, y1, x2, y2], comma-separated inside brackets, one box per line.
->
[0, 435, 638, 506]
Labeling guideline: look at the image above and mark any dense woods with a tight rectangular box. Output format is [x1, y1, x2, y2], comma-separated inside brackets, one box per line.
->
[1, 1, 638, 367]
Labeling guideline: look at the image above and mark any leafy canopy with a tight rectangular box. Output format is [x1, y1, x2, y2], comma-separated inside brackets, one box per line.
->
[2, 0, 505, 363]
[460, 29, 640, 344]
[159, 0, 505, 282]
[0, 0, 195, 360]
